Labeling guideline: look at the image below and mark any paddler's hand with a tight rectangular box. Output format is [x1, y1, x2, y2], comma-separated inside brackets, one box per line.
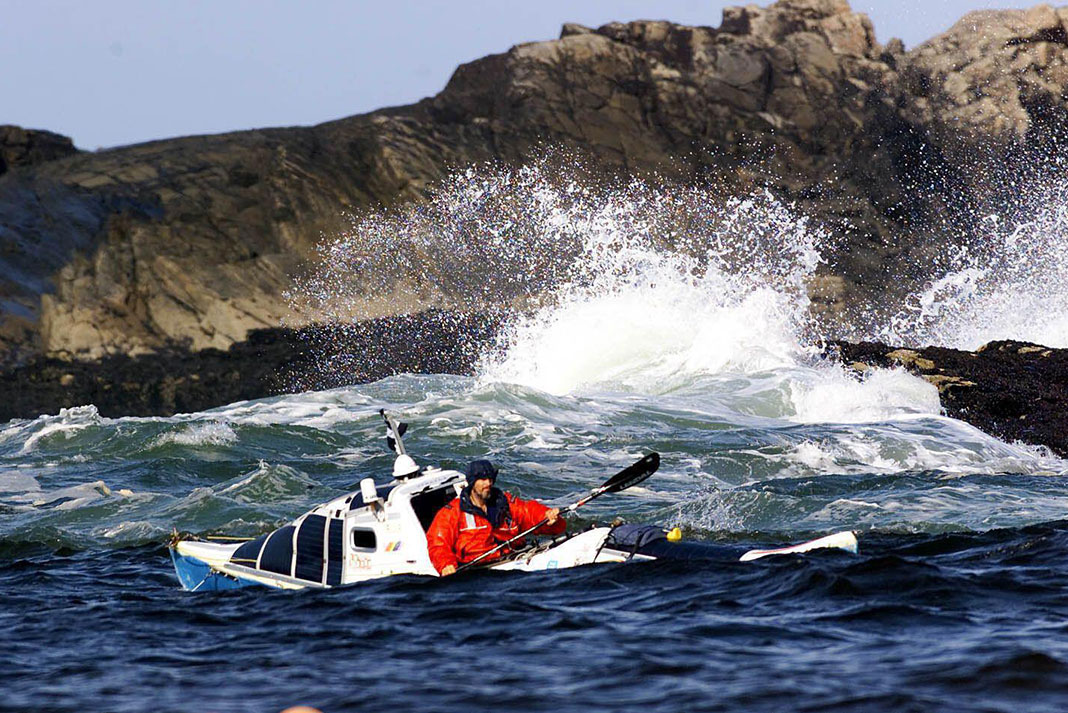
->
[440, 564, 457, 576]
[545, 508, 560, 526]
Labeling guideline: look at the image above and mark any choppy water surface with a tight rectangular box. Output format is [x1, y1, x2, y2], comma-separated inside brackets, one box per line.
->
[6, 164, 1068, 712]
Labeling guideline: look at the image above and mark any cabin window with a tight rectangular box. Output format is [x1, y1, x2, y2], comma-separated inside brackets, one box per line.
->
[260, 525, 296, 575]
[295, 515, 326, 582]
[352, 528, 377, 551]
[410, 486, 457, 532]
[327, 519, 344, 586]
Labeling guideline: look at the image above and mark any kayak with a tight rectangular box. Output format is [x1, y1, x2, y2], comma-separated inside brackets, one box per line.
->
[169, 459, 858, 592]
[169, 412, 858, 592]
[170, 462, 656, 592]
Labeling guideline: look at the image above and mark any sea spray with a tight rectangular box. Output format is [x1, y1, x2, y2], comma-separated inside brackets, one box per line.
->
[291, 158, 952, 421]
[879, 180, 1068, 349]
[295, 156, 1068, 391]
[477, 186, 826, 395]
[149, 421, 238, 449]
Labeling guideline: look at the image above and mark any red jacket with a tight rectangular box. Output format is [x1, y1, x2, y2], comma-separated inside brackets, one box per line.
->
[427, 488, 567, 573]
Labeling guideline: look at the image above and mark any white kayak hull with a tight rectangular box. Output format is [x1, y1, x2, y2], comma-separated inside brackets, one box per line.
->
[171, 526, 636, 591]
[171, 526, 859, 592]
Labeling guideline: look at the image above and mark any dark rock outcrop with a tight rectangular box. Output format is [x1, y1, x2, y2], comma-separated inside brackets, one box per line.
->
[0, 125, 79, 175]
[829, 340, 1068, 456]
[0, 310, 500, 421]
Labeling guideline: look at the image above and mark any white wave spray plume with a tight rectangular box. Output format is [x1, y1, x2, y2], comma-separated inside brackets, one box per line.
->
[879, 181, 1068, 350]
[477, 182, 827, 395]
[294, 157, 946, 423]
[295, 159, 829, 389]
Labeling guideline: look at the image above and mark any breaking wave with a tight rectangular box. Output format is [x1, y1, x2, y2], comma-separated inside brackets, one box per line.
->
[149, 422, 238, 448]
[477, 187, 822, 395]
[300, 157, 1068, 384]
[301, 159, 950, 422]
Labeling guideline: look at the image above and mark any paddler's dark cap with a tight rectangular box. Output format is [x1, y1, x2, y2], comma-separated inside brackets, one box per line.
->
[466, 459, 498, 484]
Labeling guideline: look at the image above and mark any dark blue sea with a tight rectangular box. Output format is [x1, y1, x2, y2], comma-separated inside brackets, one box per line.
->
[8, 525, 1068, 713]
[4, 372, 1068, 713]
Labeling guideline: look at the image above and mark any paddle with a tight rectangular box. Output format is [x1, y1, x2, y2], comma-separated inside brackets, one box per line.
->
[456, 452, 661, 573]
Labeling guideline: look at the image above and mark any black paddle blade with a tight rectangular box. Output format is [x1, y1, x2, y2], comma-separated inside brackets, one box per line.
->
[602, 452, 660, 494]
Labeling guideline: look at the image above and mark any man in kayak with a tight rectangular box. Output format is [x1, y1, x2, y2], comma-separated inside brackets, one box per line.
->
[428, 459, 566, 575]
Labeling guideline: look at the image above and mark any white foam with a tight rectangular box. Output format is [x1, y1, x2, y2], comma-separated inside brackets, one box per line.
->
[99, 520, 164, 540]
[788, 365, 941, 424]
[468, 177, 830, 397]
[767, 416, 1068, 478]
[215, 461, 320, 503]
[483, 278, 806, 395]
[0, 479, 118, 511]
[204, 388, 374, 429]
[151, 422, 238, 448]
[18, 405, 102, 454]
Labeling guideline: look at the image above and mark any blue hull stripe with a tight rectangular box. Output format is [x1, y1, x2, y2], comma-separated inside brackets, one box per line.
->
[170, 548, 260, 592]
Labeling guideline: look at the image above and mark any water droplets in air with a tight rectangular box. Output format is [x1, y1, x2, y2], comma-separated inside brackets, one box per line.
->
[280, 155, 1068, 513]
[880, 181, 1068, 349]
[297, 158, 841, 399]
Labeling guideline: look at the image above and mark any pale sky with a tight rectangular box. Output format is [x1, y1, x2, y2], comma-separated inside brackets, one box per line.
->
[0, 0, 1040, 149]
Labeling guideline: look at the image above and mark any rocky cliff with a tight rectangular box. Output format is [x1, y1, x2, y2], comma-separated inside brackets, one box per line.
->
[0, 126, 81, 360]
[904, 5, 1068, 185]
[4, 0, 1068, 365]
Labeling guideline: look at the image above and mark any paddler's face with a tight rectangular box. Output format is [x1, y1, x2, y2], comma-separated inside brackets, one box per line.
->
[472, 477, 494, 500]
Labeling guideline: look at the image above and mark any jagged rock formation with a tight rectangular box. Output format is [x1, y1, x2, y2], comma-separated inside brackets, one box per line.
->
[905, 6, 1068, 155]
[900, 4, 1068, 212]
[0, 125, 78, 175]
[4, 0, 1068, 364]
[3, 130, 396, 363]
[830, 339, 1068, 457]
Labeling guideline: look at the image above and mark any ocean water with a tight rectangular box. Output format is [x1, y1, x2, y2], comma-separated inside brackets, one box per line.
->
[5, 165, 1068, 712]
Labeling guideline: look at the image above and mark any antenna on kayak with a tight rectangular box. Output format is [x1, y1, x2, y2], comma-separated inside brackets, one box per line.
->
[380, 409, 408, 455]
[380, 409, 421, 480]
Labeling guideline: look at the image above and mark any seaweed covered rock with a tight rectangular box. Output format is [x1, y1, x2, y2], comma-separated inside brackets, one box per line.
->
[829, 339, 1068, 456]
